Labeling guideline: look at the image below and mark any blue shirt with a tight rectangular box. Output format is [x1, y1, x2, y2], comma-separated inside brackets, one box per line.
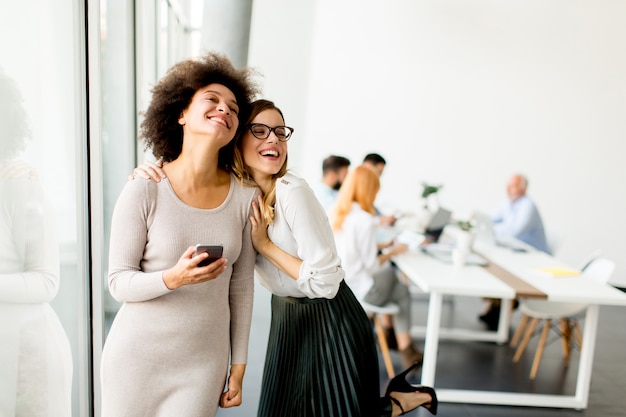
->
[311, 181, 338, 214]
[491, 195, 550, 254]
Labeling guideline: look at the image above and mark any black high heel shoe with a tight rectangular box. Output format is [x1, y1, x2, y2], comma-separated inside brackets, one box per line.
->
[385, 362, 438, 415]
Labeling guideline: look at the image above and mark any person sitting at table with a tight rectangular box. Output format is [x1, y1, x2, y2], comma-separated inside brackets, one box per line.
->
[311, 154, 351, 213]
[362, 153, 399, 227]
[331, 164, 424, 369]
[480, 173, 549, 330]
[491, 173, 550, 254]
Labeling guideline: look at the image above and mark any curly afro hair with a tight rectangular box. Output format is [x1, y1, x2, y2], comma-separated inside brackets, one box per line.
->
[139, 51, 261, 166]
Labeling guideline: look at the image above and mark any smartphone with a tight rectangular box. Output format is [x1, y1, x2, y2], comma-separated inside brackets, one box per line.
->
[194, 244, 224, 267]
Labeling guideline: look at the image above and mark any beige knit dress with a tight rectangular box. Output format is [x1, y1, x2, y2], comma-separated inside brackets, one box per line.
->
[101, 175, 258, 417]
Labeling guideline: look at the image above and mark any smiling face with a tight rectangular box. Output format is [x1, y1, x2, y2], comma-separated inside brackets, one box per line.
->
[178, 83, 240, 148]
[241, 108, 288, 190]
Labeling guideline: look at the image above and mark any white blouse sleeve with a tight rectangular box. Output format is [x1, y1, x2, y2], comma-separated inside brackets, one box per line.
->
[282, 182, 344, 299]
[360, 214, 381, 274]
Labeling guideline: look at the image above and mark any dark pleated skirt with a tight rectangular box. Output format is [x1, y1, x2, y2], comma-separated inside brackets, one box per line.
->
[257, 280, 391, 417]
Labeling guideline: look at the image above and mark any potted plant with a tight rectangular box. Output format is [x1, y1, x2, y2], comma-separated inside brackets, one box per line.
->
[454, 218, 476, 252]
[421, 182, 443, 211]
[456, 219, 474, 232]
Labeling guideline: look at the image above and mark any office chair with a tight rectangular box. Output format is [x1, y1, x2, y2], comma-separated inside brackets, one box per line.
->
[510, 257, 615, 379]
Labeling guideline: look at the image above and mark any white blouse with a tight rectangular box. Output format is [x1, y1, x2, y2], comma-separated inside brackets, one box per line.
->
[254, 172, 344, 299]
[332, 202, 384, 301]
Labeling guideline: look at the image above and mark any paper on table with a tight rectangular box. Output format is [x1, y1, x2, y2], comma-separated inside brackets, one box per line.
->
[534, 267, 581, 278]
[396, 230, 426, 250]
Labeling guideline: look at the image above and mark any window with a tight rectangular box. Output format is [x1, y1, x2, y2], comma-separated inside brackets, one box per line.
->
[0, 1, 91, 415]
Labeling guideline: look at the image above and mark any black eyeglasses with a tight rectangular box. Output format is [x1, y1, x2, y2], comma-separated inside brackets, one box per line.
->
[247, 123, 294, 142]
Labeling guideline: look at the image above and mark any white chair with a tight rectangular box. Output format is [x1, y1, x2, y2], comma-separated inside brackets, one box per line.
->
[577, 249, 602, 271]
[510, 257, 616, 379]
[360, 300, 399, 378]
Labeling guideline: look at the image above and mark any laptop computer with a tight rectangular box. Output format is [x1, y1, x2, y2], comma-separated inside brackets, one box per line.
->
[422, 244, 489, 266]
[473, 210, 496, 244]
[420, 208, 489, 266]
[473, 210, 530, 252]
[423, 207, 452, 242]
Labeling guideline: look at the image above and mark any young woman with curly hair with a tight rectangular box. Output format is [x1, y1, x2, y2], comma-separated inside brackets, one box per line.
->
[101, 52, 261, 417]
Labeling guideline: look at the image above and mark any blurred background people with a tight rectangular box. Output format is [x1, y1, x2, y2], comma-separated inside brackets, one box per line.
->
[492, 173, 550, 254]
[311, 154, 351, 213]
[0, 68, 72, 416]
[480, 173, 549, 330]
[331, 165, 424, 369]
[362, 153, 398, 226]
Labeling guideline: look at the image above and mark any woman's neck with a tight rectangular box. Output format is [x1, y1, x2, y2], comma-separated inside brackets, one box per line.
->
[254, 176, 273, 195]
[165, 150, 223, 186]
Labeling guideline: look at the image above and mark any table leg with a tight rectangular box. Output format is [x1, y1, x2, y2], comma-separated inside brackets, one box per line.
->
[421, 291, 443, 387]
[574, 304, 599, 408]
[496, 298, 512, 344]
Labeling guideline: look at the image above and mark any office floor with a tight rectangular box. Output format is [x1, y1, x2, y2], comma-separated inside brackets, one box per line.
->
[215, 282, 626, 417]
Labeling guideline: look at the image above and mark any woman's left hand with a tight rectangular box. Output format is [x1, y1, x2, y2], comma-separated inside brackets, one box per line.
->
[219, 364, 245, 408]
[249, 195, 272, 254]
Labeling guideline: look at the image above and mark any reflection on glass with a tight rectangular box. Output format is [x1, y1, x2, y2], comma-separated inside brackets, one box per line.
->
[0, 68, 73, 416]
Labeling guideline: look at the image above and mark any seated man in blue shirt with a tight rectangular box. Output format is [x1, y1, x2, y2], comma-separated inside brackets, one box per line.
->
[311, 155, 351, 213]
[491, 173, 550, 254]
[480, 173, 550, 330]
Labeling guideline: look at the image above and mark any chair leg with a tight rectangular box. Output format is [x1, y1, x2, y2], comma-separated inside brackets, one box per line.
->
[573, 321, 583, 350]
[530, 319, 552, 379]
[513, 317, 540, 362]
[372, 314, 395, 378]
[560, 319, 572, 364]
[511, 314, 530, 348]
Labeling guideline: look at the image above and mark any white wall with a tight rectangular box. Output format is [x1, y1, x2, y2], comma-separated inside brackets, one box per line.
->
[248, 0, 626, 285]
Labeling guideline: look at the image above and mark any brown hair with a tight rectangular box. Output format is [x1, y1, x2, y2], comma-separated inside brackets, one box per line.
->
[232, 99, 288, 224]
[331, 164, 380, 231]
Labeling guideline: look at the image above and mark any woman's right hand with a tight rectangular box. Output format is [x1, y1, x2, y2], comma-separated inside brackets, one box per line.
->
[249, 196, 272, 254]
[161, 246, 227, 290]
[379, 242, 409, 265]
[391, 243, 409, 256]
[128, 159, 166, 182]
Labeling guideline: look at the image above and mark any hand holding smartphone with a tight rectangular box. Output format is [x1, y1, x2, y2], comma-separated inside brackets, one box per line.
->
[194, 244, 224, 267]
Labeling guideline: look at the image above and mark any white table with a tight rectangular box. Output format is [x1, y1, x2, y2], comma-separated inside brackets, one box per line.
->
[393, 240, 626, 409]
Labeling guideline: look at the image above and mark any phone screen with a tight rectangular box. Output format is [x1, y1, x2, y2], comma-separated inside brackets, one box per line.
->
[194, 244, 224, 267]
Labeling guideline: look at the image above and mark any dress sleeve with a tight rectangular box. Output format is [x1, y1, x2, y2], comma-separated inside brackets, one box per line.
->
[228, 188, 259, 365]
[283, 184, 344, 299]
[107, 180, 171, 302]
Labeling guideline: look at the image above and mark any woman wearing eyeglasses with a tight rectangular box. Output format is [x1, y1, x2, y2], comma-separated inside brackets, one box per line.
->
[234, 99, 437, 417]
[132, 99, 437, 416]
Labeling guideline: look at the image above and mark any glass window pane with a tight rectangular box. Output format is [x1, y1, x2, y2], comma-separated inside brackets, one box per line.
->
[0, 1, 90, 416]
